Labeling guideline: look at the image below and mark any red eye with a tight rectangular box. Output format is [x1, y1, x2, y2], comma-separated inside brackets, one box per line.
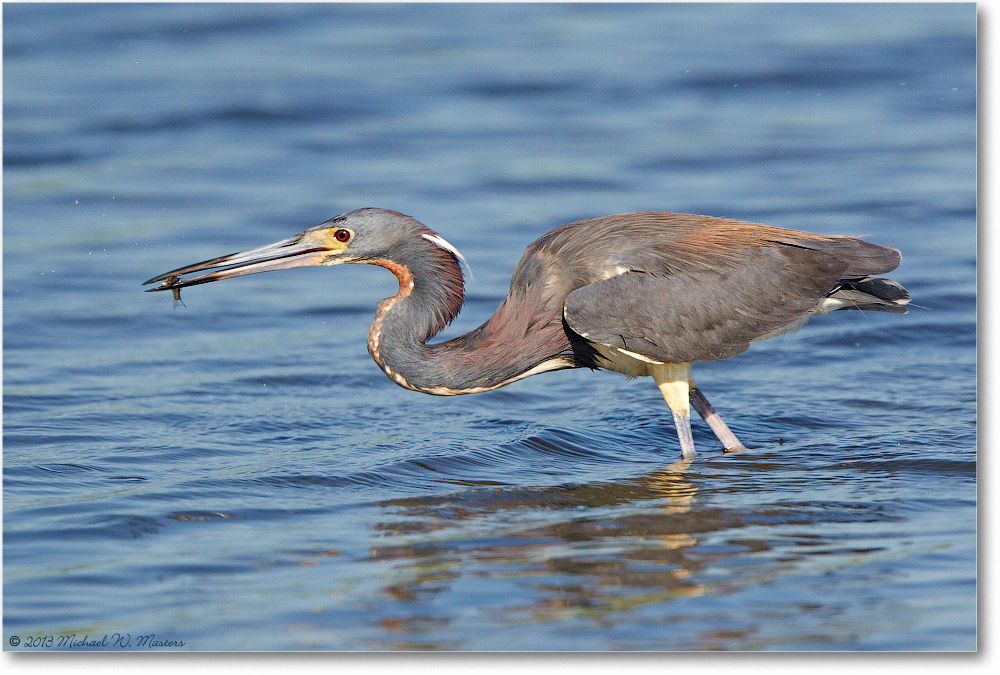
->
[334, 228, 351, 243]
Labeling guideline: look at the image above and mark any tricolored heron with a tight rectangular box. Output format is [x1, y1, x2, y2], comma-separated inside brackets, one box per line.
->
[145, 208, 909, 459]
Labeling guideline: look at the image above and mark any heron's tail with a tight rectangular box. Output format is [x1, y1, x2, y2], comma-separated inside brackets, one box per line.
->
[818, 277, 910, 314]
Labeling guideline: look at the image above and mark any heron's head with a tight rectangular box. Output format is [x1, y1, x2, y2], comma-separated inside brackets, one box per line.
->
[143, 208, 465, 293]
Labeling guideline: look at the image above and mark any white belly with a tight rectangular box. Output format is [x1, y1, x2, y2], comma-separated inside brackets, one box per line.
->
[591, 342, 668, 378]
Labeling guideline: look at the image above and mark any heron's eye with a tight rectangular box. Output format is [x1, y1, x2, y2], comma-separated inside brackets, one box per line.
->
[334, 228, 352, 243]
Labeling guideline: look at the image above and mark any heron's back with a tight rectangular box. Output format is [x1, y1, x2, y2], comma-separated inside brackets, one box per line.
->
[508, 212, 907, 364]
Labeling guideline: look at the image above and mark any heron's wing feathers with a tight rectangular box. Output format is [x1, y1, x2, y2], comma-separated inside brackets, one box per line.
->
[564, 244, 848, 363]
[780, 237, 901, 277]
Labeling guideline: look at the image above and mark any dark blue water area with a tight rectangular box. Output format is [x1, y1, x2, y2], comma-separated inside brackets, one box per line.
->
[3, 3, 975, 652]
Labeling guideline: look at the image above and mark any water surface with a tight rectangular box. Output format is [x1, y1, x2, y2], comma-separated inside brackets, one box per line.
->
[3, 3, 976, 651]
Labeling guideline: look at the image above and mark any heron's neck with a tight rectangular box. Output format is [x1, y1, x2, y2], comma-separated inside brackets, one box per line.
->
[365, 239, 576, 395]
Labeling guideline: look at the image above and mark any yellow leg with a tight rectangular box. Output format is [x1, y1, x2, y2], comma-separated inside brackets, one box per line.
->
[651, 363, 697, 460]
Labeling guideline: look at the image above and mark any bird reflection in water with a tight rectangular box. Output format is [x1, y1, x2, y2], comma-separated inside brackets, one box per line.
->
[357, 458, 719, 640]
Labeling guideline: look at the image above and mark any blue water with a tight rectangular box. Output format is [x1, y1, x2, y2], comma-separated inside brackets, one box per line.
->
[3, 3, 975, 651]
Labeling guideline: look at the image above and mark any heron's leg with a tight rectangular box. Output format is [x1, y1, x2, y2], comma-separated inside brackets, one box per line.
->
[690, 385, 746, 453]
[651, 363, 697, 460]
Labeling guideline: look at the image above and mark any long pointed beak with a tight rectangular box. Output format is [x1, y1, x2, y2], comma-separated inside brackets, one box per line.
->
[143, 231, 348, 292]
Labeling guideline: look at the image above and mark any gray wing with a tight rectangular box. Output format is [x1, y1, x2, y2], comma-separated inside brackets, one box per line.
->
[563, 244, 849, 363]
